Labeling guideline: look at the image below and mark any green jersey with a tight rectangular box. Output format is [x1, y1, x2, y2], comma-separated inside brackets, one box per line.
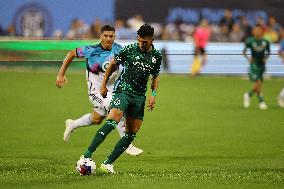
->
[245, 37, 270, 64]
[113, 43, 162, 96]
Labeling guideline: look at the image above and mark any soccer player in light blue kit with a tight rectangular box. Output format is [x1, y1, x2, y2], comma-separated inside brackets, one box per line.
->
[56, 25, 143, 156]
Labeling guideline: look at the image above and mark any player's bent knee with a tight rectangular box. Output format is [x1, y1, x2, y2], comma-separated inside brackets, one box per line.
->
[107, 108, 123, 123]
[91, 111, 105, 125]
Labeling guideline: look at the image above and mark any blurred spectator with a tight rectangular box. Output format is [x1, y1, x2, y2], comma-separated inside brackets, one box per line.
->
[219, 9, 235, 32]
[0, 11, 282, 43]
[213, 25, 229, 42]
[263, 26, 279, 43]
[0, 24, 5, 35]
[151, 22, 163, 40]
[163, 19, 193, 41]
[229, 23, 244, 42]
[162, 20, 182, 41]
[268, 16, 282, 34]
[256, 16, 267, 32]
[127, 14, 145, 31]
[239, 16, 252, 40]
[7, 25, 16, 36]
[66, 18, 89, 39]
[52, 29, 63, 39]
[115, 19, 136, 39]
[88, 18, 101, 39]
[279, 29, 284, 62]
[180, 23, 194, 41]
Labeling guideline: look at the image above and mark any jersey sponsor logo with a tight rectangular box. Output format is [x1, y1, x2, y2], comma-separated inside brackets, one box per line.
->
[116, 56, 122, 62]
[102, 61, 110, 71]
[133, 61, 153, 71]
[89, 93, 103, 105]
[252, 42, 267, 52]
[152, 57, 156, 63]
[133, 61, 140, 66]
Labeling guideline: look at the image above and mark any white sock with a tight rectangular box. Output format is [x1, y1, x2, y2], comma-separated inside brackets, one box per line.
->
[116, 117, 126, 138]
[280, 88, 284, 98]
[72, 113, 93, 129]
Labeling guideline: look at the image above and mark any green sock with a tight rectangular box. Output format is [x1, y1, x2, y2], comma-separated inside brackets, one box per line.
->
[257, 94, 264, 102]
[84, 119, 117, 158]
[248, 90, 255, 97]
[103, 132, 136, 165]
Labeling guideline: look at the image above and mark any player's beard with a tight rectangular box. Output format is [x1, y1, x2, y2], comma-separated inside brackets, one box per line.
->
[104, 42, 112, 50]
[141, 44, 149, 52]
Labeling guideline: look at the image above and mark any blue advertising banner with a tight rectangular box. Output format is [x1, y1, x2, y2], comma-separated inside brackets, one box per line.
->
[0, 0, 114, 36]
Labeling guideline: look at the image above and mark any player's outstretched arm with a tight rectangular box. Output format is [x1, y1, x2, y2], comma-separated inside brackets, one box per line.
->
[56, 50, 76, 88]
[148, 76, 160, 111]
[101, 59, 118, 97]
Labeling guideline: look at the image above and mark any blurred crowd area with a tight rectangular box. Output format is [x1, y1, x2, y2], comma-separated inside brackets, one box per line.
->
[0, 10, 283, 43]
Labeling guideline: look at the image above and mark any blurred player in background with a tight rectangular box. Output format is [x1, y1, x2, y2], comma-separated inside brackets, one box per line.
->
[243, 25, 270, 110]
[277, 29, 284, 108]
[80, 24, 162, 173]
[191, 19, 211, 76]
[55, 25, 143, 156]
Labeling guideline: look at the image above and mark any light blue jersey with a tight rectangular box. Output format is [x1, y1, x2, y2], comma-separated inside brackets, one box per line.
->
[76, 42, 122, 74]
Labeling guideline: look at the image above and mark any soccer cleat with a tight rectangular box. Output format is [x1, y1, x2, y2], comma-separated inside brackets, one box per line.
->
[98, 163, 116, 174]
[63, 119, 75, 142]
[125, 144, 143, 156]
[243, 93, 250, 108]
[259, 101, 268, 110]
[277, 95, 284, 108]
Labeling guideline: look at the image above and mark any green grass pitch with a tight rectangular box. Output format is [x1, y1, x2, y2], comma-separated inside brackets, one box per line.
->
[0, 70, 283, 188]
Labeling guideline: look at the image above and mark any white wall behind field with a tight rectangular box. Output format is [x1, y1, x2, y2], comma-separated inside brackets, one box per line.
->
[118, 41, 283, 76]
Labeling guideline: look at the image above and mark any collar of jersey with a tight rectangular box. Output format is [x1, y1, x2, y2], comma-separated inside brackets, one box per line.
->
[99, 43, 112, 51]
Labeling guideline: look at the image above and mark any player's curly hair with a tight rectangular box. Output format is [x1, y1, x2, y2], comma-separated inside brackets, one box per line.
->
[137, 24, 154, 37]
[101, 25, 115, 33]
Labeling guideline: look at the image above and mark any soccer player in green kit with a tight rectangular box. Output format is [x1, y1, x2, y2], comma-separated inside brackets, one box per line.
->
[243, 25, 270, 110]
[77, 24, 162, 173]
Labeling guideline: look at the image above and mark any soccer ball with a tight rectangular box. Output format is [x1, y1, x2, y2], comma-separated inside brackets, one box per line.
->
[76, 156, 96, 175]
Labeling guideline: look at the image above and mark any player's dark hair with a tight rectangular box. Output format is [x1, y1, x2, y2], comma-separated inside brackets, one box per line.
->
[137, 24, 154, 37]
[101, 25, 115, 33]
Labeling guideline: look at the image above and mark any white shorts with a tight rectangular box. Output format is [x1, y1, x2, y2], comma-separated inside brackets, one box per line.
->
[87, 71, 114, 116]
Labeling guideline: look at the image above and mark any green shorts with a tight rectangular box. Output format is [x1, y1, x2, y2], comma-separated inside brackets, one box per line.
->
[109, 92, 146, 120]
[249, 63, 265, 82]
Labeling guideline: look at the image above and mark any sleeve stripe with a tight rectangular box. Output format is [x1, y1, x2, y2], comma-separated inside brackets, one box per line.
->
[75, 48, 80, 58]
